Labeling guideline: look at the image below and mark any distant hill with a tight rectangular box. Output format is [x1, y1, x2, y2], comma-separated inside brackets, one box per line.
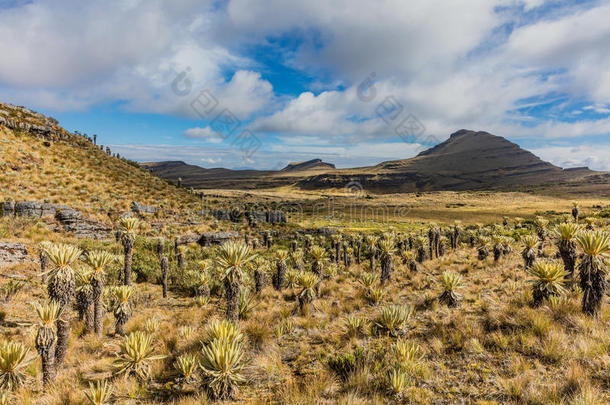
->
[0, 102, 199, 218]
[299, 130, 596, 192]
[142, 129, 608, 194]
[281, 159, 335, 172]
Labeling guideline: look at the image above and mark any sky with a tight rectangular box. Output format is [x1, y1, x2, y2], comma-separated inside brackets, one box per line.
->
[1, 0, 610, 170]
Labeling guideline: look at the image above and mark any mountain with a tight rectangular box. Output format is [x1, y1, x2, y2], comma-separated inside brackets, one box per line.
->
[281, 159, 335, 172]
[299, 129, 595, 192]
[0, 102, 199, 218]
[143, 129, 606, 194]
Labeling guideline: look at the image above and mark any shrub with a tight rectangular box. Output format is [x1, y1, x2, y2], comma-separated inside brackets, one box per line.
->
[373, 305, 413, 337]
[113, 331, 165, 380]
[327, 347, 364, 381]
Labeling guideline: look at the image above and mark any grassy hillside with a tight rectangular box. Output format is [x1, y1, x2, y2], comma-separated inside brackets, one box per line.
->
[0, 122, 199, 220]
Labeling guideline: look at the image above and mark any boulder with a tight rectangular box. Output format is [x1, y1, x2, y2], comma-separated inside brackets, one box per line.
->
[0, 242, 30, 268]
[212, 209, 242, 222]
[212, 210, 231, 221]
[198, 231, 239, 247]
[1, 201, 15, 216]
[176, 233, 200, 246]
[131, 201, 158, 214]
[14, 201, 43, 217]
[247, 211, 267, 222]
[55, 209, 111, 240]
[266, 210, 286, 224]
[5, 201, 69, 218]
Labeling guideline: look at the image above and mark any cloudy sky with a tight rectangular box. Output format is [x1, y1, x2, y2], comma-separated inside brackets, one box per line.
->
[1, 0, 610, 170]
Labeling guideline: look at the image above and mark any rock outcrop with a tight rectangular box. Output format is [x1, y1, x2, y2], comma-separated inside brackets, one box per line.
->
[55, 209, 111, 240]
[0, 102, 72, 142]
[0, 242, 30, 268]
[1, 201, 111, 239]
[131, 201, 159, 215]
[1, 201, 70, 218]
[213, 209, 286, 224]
[198, 231, 239, 247]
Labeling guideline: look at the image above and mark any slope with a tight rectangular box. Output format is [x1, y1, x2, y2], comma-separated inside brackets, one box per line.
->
[0, 102, 199, 219]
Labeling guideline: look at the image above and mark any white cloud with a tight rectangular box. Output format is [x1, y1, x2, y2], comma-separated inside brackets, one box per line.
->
[1, 0, 610, 169]
[0, 0, 271, 118]
[201, 157, 221, 164]
[503, 3, 610, 103]
[530, 144, 610, 171]
[228, 0, 503, 80]
[183, 127, 223, 143]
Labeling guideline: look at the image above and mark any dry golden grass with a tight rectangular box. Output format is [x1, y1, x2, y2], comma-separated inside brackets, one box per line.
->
[2, 127, 610, 404]
[1, 219, 609, 404]
[0, 127, 200, 219]
[202, 188, 610, 228]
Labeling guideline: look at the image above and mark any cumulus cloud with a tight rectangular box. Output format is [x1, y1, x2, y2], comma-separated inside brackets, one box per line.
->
[530, 144, 610, 171]
[183, 126, 223, 143]
[245, 0, 610, 145]
[0, 0, 271, 117]
[1, 0, 609, 169]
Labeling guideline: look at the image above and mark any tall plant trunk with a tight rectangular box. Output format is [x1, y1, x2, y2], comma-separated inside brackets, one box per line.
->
[115, 318, 127, 335]
[36, 328, 57, 387]
[580, 256, 606, 316]
[493, 244, 502, 262]
[409, 260, 418, 272]
[41, 349, 56, 386]
[312, 262, 322, 277]
[273, 261, 286, 291]
[156, 239, 164, 262]
[40, 251, 49, 284]
[522, 248, 536, 269]
[416, 246, 427, 263]
[254, 269, 264, 293]
[177, 250, 184, 269]
[355, 242, 361, 265]
[123, 238, 134, 286]
[298, 294, 313, 316]
[452, 227, 461, 250]
[54, 310, 70, 368]
[559, 241, 577, 280]
[161, 256, 168, 298]
[92, 277, 104, 337]
[380, 254, 392, 285]
[224, 279, 239, 321]
[85, 302, 94, 333]
[335, 244, 341, 264]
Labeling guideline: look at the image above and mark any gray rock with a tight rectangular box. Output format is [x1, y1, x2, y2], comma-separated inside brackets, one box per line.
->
[131, 201, 158, 214]
[6, 201, 68, 218]
[176, 233, 200, 246]
[0, 242, 30, 268]
[266, 210, 286, 224]
[14, 201, 43, 217]
[55, 209, 111, 240]
[247, 211, 267, 222]
[1, 201, 15, 216]
[212, 209, 231, 221]
[198, 231, 239, 247]
[212, 209, 242, 222]
[55, 208, 82, 221]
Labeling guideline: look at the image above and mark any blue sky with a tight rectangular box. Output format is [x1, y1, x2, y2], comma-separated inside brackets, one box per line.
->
[1, 0, 610, 170]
